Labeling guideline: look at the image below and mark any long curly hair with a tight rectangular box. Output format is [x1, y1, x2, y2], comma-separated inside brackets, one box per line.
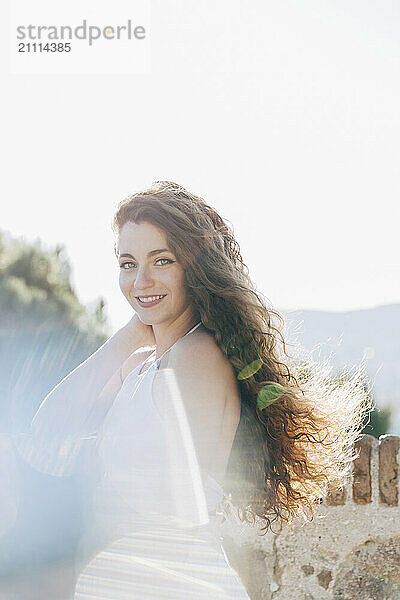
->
[112, 180, 373, 536]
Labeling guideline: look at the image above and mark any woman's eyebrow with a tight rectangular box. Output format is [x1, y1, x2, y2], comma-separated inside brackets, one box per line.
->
[118, 248, 171, 259]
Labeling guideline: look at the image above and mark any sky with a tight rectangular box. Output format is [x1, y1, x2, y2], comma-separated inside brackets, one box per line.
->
[3, 0, 400, 332]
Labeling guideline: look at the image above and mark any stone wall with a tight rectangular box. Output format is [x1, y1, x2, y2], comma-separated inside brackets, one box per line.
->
[220, 434, 400, 600]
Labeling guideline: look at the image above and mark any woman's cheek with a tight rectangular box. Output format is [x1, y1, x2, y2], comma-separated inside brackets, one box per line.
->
[119, 272, 130, 298]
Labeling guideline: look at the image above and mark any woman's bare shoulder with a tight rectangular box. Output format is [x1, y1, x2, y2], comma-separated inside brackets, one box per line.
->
[170, 329, 239, 394]
[174, 328, 224, 361]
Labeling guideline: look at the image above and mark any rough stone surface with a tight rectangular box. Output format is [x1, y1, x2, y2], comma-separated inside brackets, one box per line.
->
[301, 564, 314, 576]
[221, 536, 271, 600]
[317, 569, 333, 590]
[379, 435, 399, 507]
[326, 485, 346, 506]
[219, 434, 400, 599]
[352, 434, 373, 504]
[332, 536, 400, 599]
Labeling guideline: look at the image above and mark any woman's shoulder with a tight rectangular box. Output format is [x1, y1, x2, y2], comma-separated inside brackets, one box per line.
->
[174, 327, 225, 363]
[169, 327, 239, 394]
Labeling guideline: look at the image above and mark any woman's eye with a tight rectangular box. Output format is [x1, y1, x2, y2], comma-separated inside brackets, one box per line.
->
[120, 261, 135, 270]
[119, 258, 174, 270]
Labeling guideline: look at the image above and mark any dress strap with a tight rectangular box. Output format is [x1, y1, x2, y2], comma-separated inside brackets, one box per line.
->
[154, 321, 202, 369]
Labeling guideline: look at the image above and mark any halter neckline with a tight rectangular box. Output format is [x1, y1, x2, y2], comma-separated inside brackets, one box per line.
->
[138, 321, 202, 375]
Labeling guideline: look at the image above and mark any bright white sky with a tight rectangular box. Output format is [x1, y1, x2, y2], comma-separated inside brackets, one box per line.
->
[3, 0, 400, 332]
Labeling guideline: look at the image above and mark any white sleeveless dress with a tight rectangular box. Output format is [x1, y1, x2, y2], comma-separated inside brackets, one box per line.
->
[73, 322, 251, 599]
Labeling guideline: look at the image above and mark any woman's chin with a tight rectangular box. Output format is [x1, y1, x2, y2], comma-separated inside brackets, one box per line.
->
[136, 313, 164, 326]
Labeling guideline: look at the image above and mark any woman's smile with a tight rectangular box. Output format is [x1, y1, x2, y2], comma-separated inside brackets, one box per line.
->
[135, 294, 167, 308]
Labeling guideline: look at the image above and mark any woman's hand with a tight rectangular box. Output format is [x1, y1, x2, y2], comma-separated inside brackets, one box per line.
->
[127, 312, 156, 348]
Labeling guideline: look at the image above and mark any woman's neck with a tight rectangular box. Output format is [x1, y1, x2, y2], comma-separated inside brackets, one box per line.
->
[152, 313, 201, 359]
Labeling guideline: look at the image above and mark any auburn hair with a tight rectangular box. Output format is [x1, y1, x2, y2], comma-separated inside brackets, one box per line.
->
[112, 180, 372, 535]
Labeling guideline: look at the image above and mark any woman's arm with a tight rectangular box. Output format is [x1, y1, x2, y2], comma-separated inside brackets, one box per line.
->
[32, 314, 155, 428]
[83, 347, 155, 432]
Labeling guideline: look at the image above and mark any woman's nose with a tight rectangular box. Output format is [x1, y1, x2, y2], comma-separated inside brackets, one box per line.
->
[134, 265, 154, 290]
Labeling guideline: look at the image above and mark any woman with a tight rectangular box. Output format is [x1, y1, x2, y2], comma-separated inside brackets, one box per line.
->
[23, 180, 371, 598]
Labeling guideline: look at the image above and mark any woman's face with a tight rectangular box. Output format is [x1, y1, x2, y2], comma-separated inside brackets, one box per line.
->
[117, 221, 193, 326]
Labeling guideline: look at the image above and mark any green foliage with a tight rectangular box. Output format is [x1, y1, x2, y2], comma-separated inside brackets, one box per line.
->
[237, 359, 263, 380]
[257, 383, 286, 410]
[0, 230, 112, 430]
[361, 404, 393, 439]
[0, 230, 111, 337]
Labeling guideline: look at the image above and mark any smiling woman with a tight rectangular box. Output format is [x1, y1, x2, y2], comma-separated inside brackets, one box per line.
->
[116, 221, 198, 355]
[21, 180, 372, 598]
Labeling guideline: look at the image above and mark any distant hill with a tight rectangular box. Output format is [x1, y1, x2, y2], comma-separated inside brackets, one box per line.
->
[277, 303, 400, 434]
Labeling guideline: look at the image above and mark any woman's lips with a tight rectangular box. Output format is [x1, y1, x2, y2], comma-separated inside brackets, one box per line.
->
[136, 295, 166, 308]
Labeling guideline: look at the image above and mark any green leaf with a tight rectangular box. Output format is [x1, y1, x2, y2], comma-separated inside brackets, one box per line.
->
[237, 359, 263, 380]
[257, 383, 286, 410]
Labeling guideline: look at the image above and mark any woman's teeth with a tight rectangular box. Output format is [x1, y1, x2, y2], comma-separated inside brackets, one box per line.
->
[138, 295, 166, 303]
